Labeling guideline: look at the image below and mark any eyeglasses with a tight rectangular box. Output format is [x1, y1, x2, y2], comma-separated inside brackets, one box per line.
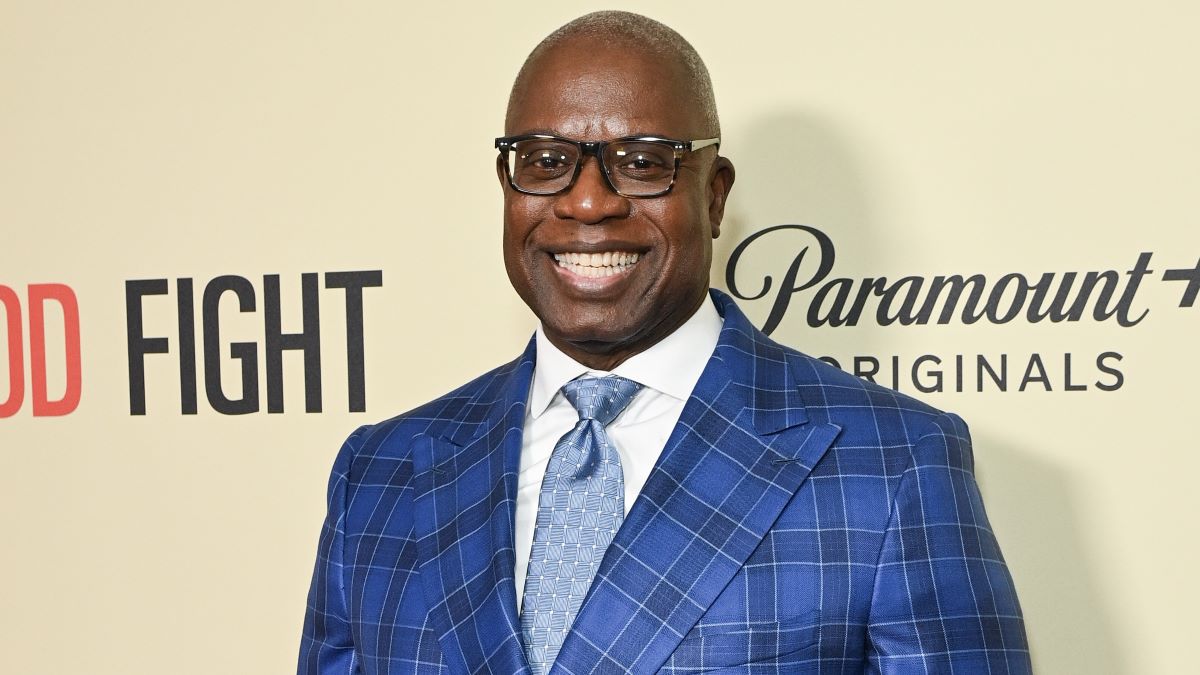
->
[494, 134, 720, 198]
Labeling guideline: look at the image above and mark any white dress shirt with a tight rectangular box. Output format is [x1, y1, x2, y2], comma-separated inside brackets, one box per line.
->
[514, 296, 724, 611]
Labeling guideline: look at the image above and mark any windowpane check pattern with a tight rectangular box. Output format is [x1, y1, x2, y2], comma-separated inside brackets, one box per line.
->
[520, 375, 642, 675]
[297, 290, 1029, 674]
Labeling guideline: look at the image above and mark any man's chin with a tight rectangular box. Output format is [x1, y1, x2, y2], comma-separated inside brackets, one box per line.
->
[541, 317, 649, 357]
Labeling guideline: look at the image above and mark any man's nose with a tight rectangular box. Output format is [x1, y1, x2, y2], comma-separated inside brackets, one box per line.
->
[552, 156, 631, 224]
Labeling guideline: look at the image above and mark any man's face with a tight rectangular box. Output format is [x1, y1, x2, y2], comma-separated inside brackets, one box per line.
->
[500, 42, 734, 369]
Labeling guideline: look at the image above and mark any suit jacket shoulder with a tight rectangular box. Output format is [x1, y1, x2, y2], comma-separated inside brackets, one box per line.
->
[340, 338, 537, 480]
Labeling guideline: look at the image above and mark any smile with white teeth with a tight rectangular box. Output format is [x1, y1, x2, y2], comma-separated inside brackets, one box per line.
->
[552, 251, 641, 278]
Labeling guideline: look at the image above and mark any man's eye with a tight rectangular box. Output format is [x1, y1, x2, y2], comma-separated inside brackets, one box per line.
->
[614, 150, 671, 178]
[519, 149, 572, 173]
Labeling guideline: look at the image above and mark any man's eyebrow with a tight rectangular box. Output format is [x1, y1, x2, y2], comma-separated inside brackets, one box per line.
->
[503, 129, 676, 140]
[505, 127, 562, 137]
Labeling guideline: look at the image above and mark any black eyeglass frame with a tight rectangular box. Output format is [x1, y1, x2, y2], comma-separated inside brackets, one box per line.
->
[494, 133, 721, 198]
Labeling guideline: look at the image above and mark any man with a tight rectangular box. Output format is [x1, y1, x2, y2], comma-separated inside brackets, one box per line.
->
[300, 11, 1030, 674]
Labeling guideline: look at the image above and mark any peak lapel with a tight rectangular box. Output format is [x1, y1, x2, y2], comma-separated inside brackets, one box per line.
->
[552, 292, 842, 674]
[411, 342, 535, 675]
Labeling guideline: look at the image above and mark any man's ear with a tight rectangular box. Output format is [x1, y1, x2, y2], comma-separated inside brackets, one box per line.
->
[707, 156, 736, 238]
[496, 155, 509, 191]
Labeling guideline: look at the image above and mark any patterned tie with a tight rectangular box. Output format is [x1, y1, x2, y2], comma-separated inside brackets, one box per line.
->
[520, 374, 643, 675]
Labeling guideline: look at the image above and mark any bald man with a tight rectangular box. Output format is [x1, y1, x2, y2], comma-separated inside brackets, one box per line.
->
[299, 11, 1030, 674]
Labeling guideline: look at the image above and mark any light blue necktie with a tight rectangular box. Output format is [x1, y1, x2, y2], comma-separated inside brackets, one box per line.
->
[520, 374, 642, 675]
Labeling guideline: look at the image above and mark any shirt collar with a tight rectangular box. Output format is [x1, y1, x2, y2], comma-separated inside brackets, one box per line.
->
[529, 294, 724, 418]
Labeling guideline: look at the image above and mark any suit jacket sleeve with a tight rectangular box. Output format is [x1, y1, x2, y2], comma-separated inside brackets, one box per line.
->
[866, 413, 1032, 673]
[298, 429, 363, 675]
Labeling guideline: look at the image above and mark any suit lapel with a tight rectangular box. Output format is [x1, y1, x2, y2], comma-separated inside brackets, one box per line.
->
[411, 341, 535, 675]
[552, 292, 842, 674]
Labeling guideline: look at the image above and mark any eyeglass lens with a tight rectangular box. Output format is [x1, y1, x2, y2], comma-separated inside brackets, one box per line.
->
[506, 138, 676, 196]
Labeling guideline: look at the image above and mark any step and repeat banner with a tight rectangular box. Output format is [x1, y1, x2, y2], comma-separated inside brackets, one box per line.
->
[2, 2, 1196, 673]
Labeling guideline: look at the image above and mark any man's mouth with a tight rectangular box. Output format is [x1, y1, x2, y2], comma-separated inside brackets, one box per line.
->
[552, 251, 640, 278]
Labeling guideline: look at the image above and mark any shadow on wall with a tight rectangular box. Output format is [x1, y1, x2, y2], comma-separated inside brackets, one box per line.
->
[712, 108, 1128, 672]
[712, 107, 878, 352]
[977, 431, 1127, 674]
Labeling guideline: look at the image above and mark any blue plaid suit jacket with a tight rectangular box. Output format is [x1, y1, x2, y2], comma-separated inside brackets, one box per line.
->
[299, 290, 1030, 674]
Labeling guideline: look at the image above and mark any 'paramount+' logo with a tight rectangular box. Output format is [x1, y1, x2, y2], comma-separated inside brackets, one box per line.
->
[726, 225, 1200, 394]
[0, 271, 381, 418]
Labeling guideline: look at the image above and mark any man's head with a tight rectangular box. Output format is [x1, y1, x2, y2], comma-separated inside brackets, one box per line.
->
[499, 11, 735, 370]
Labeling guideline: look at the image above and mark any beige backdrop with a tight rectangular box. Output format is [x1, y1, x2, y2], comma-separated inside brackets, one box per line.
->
[2, 1, 1197, 673]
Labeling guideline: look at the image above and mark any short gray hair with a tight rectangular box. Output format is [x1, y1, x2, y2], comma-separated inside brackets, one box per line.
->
[506, 11, 720, 135]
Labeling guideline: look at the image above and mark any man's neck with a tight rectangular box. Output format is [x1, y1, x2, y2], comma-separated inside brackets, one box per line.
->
[529, 292, 723, 418]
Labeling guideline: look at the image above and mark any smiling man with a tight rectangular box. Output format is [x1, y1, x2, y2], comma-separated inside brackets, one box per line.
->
[299, 11, 1030, 675]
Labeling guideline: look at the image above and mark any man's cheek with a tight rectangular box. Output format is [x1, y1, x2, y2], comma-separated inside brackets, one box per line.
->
[512, 196, 545, 221]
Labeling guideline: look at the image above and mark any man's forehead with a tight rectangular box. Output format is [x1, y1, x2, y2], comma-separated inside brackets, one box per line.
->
[505, 42, 703, 139]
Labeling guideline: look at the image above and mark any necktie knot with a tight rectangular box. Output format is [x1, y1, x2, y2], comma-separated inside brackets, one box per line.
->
[561, 375, 642, 427]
